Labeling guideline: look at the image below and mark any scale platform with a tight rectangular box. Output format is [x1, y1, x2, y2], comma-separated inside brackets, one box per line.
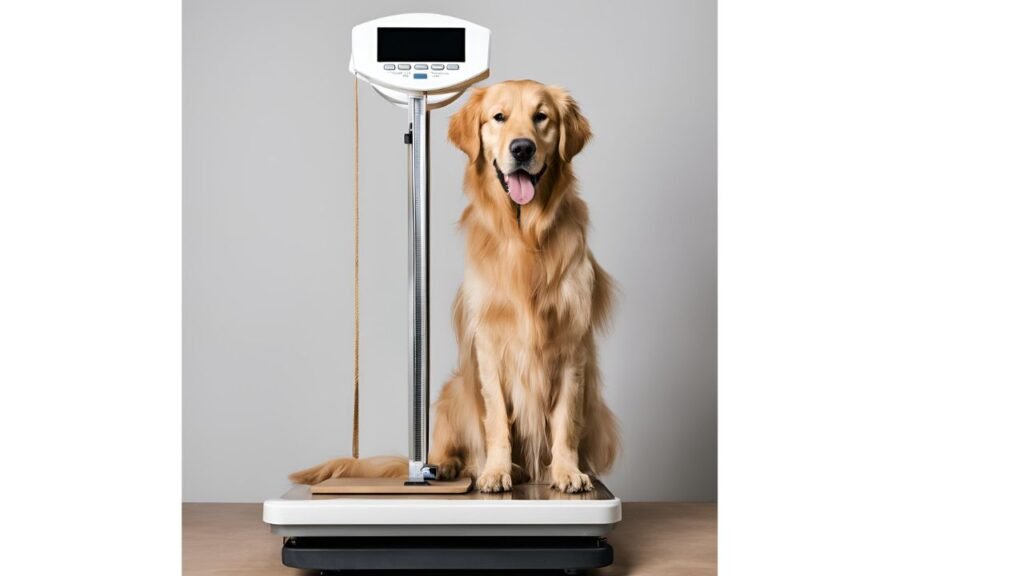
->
[263, 481, 621, 571]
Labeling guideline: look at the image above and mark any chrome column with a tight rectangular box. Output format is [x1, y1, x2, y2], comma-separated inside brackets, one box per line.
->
[407, 95, 430, 481]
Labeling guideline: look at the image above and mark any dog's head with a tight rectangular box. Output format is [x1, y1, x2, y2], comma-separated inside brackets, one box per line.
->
[448, 80, 591, 206]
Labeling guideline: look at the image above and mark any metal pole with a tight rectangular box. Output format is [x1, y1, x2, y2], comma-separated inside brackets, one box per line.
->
[407, 94, 430, 482]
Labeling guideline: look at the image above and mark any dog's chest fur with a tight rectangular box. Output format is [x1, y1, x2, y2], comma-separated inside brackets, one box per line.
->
[465, 218, 592, 360]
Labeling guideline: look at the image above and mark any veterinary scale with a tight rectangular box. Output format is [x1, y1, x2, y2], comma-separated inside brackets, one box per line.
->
[262, 13, 621, 572]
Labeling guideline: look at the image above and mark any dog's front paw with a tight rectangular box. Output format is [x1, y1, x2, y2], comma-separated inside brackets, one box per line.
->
[476, 468, 513, 493]
[550, 465, 593, 494]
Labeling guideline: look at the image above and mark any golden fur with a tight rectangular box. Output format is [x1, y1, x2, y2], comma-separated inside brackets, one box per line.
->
[290, 81, 618, 493]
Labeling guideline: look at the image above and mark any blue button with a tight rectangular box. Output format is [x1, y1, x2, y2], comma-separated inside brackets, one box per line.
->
[414, 73, 427, 79]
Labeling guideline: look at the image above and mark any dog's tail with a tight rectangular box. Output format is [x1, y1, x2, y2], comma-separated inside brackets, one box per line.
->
[288, 455, 407, 485]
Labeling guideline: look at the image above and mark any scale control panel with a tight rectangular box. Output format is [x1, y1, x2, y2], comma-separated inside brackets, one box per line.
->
[382, 62, 461, 80]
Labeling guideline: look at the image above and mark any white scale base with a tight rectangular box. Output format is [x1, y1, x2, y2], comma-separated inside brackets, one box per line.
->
[264, 480, 622, 537]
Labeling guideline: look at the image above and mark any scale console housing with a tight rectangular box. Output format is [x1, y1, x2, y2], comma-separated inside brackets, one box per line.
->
[350, 13, 490, 97]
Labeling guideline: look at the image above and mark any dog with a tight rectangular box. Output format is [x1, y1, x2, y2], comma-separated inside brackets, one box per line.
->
[290, 80, 618, 493]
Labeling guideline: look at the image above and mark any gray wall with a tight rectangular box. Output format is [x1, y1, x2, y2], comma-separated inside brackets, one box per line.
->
[184, 0, 716, 502]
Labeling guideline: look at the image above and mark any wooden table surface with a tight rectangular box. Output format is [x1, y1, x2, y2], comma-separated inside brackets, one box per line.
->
[183, 502, 716, 575]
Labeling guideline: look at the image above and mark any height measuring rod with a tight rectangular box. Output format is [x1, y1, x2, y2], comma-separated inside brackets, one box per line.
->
[349, 14, 491, 483]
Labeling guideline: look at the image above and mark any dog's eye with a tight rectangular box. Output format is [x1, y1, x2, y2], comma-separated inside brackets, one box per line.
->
[533, 112, 548, 123]
[493, 113, 506, 123]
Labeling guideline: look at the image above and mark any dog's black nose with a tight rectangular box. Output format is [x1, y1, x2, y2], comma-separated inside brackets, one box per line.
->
[509, 138, 536, 163]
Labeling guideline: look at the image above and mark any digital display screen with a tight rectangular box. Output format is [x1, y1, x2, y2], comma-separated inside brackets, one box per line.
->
[377, 27, 466, 62]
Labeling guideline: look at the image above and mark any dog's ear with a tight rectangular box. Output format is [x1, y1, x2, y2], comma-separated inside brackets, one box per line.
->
[448, 88, 485, 161]
[552, 87, 592, 162]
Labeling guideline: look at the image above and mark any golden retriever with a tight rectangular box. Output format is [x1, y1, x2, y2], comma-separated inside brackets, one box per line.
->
[290, 80, 618, 493]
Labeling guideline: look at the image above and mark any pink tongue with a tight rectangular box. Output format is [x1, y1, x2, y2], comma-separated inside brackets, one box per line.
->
[507, 171, 535, 205]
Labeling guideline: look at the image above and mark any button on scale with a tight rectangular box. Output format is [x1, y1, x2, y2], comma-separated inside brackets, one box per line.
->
[387, 63, 458, 75]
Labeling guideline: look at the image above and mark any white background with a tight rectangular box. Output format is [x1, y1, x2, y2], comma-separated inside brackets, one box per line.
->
[1, 1, 1022, 575]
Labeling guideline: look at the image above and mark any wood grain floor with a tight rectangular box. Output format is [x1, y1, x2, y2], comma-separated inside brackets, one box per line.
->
[183, 502, 716, 575]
